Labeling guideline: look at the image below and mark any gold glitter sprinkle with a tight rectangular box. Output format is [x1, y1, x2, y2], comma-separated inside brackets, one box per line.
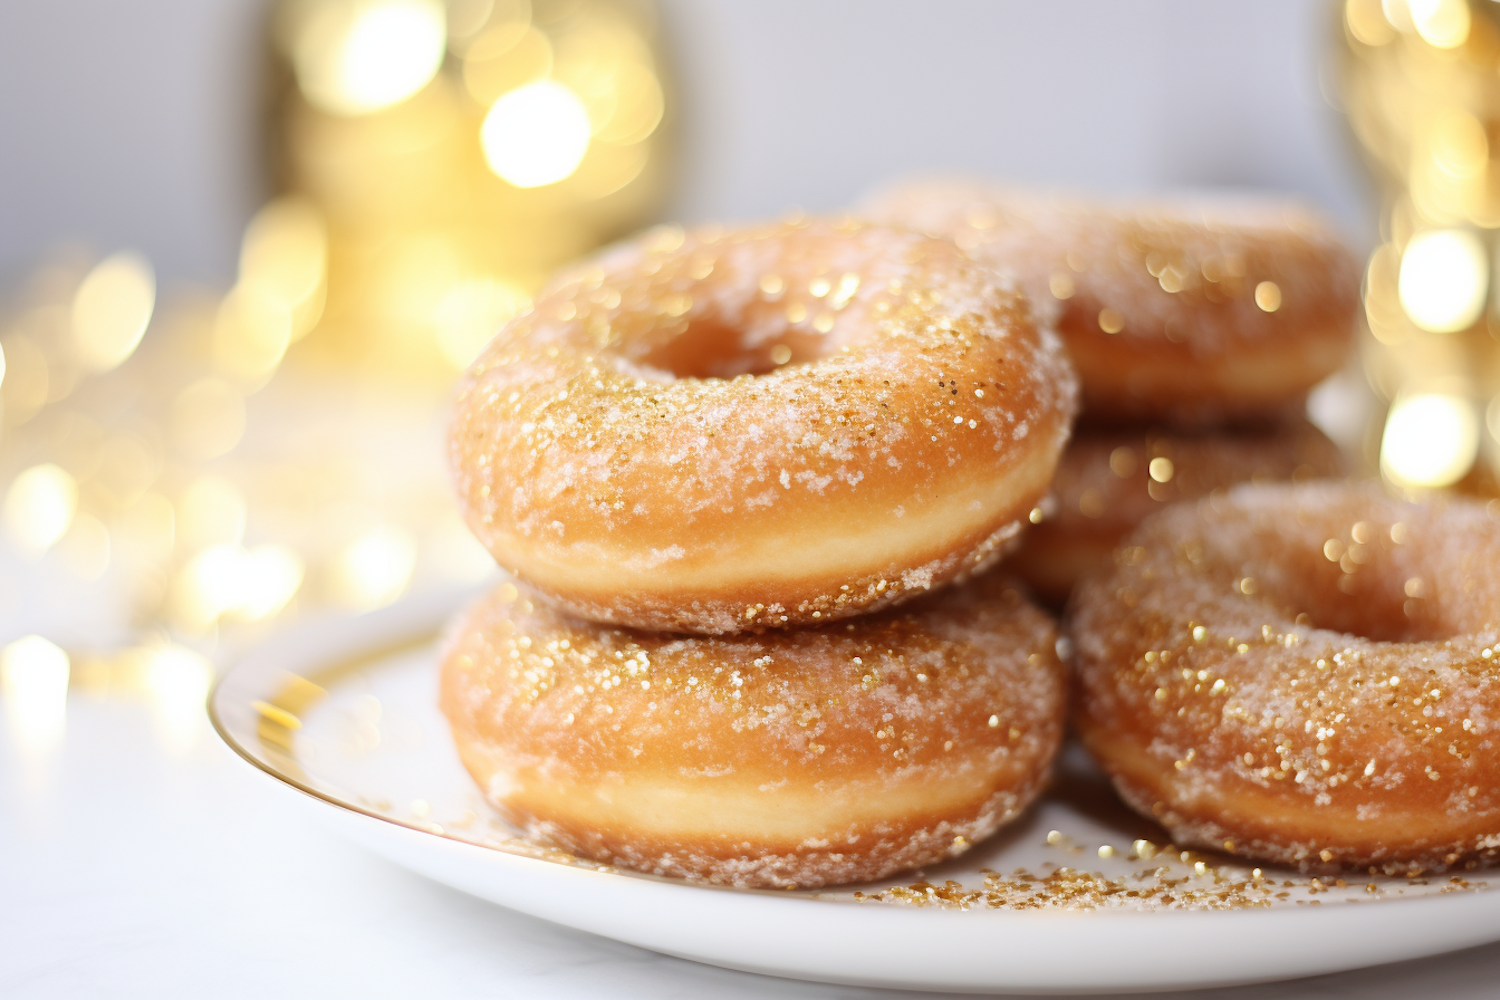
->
[988, 714, 1000, 728]
[829, 272, 860, 308]
[1098, 845, 1116, 859]
[1028, 506, 1044, 524]
[769, 344, 792, 365]
[1046, 830, 1064, 846]
[1098, 308, 1124, 333]
[1254, 280, 1282, 312]
[759, 274, 784, 296]
[808, 276, 831, 298]
[1049, 273, 1076, 299]
[1148, 457, 1174, 483]
[785, 301, 807, 323]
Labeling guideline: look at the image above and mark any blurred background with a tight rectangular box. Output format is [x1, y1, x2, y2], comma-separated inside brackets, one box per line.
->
[0, 0, 1490, 820]
[0, 1, 1381, 705]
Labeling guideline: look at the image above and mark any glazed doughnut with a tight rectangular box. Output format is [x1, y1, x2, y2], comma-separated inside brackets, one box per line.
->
[1011, 419, 1345, 605]
[451, 219, 1077, 634]
[1071, 481, 1500, 872]
[861, 180, 1359, 423]
[440, 571, 1067, 889]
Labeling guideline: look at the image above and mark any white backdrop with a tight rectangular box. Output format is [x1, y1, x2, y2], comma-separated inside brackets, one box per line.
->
[0, 0, 1371, 285]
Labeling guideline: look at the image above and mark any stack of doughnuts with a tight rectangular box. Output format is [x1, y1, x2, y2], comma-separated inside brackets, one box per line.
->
[443, 219, 1077, 888]
[862, 181, 1360, 604]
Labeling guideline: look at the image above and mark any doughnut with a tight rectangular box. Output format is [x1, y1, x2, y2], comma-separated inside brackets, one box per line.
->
[450, 219, 1077, 634]
[440, 571, 1068, 889]
[861, 180, 1359, 423]
[1070, 480, 1500, 872]
[1011, 419, 1345, 605]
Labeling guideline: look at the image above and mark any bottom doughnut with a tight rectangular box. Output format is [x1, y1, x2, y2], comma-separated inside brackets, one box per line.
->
[1011, 418, 1344, 605]
[440, 573, 1067, 889]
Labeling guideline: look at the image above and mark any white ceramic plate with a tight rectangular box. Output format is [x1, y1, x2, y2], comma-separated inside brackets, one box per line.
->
[210, 592, 1500, 995]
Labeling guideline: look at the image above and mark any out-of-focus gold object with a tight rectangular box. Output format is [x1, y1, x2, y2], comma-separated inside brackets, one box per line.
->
[1340, 0, 1500, 490]
[270, 0, 672, 377]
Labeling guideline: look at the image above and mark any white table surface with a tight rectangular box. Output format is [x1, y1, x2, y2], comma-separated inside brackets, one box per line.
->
[6, 693, 1500, 999]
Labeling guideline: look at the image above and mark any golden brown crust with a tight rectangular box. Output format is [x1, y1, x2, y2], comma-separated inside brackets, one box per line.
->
[449, 219, 1078, 634]
[861, 180, 1359, 424]
[1070, 481, 1500, 872]
[440, 571, 1068, 888]
[1011, 419, 1346, 605]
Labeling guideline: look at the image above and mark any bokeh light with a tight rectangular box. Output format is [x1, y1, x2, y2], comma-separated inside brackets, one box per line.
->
[1408, 0, 1470, 48]
[1381, 392, 1480, 488]
[2, 636, 70, 754]
[290, 0, 447, 116]
[330, 527, 417, 610]
[5, 464, 78, 553]
[1397, 229, 1487, 333]
[139, 644, 216, 749]
[238, 198, 328, 340]
[481, 80, 593, 187]
[71, 252, 156, 372]
[435, 276, 531, 368]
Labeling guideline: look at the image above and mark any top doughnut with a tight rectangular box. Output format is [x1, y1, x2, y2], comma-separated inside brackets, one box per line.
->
[862, 180, 1360, 424]
[450, 219, 1077, 634]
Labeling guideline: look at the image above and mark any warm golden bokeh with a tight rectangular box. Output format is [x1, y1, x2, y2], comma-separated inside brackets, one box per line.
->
[1340, 0, 1500, 492]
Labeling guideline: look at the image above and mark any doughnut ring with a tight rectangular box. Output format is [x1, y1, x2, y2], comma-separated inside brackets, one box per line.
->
[450, 219, 1077, 634]
[861, 180, 1359, 423]
[1011, 419, 1344, 605]
[1070, 481, 1500, 872]
[440, 571, 1068, 889]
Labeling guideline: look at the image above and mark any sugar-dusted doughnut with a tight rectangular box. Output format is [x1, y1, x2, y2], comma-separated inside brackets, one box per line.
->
[861, 180, 1359, 423]
[450, 219, 1077, 634]
[440, 571, 1068, 889]
[1011, 419, 1345, 605]
[1071, 481, 1500, 872]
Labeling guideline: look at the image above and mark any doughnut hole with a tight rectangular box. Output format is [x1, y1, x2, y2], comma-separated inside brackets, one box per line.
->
[637, 312, 832, 379]
[1236, 529, 1455, 644]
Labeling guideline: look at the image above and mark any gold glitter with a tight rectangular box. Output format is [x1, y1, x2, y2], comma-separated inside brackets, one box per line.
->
[987, 714, 1000, 728]
[769, 344, 792, 365]
[1098, 845, 1116, 859]
[758, 274, 784, 297]
[812, 312, 835, 333]
[1046, 830, 1064, 846]
[1098, 308, 1124, 333]
[785, 301, 807, 323]
[1254, 280, 1282, 312]
[829, 272, 860, 308]
[808, 276, 832, 298]
[1147, 457, 1174, 483]
[1049, 273, 1076, 299]
[1028, 506, 1044, 524]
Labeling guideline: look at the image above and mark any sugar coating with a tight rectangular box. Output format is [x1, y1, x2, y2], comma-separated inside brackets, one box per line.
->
[861, 179, 1359, 422]
[440, 571, 1068, 888]
[1011, 418, 1346, 603]
[449, 218, 1078, 633]
[1071, 481, 1500, 872]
